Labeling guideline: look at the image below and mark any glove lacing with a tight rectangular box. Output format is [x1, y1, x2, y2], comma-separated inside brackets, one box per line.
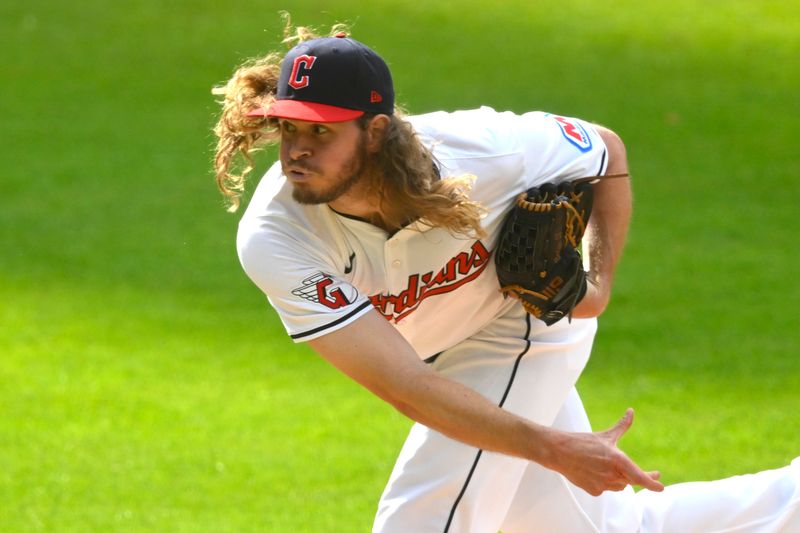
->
[563, 193, 587, 249]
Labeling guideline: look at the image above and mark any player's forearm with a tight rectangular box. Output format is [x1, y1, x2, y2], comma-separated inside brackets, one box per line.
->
[391, 369, 552, 462]
[573, 128, 632, 317]
[585, 180, 631, 290]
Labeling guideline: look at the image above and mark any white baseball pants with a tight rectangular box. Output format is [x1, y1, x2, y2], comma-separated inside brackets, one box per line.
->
[373, 306, 800, 532]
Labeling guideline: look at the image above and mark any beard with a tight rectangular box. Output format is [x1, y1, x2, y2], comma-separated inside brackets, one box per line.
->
[289, 141, 369, 205]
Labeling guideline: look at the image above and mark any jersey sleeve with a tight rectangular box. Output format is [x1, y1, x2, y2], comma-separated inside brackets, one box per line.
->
[409, 107, 609, 188]
[236, 216, 373, 342]
[512, 111, 610, 185]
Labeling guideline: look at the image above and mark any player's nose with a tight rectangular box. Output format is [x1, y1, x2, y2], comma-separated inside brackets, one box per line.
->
[285, 138, 312, 160]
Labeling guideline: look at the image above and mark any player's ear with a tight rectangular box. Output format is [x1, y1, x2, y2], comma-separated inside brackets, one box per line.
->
[364, 114, 390, 153]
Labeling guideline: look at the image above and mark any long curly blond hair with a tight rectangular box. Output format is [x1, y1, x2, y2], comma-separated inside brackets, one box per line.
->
[211, 16, 485, 238]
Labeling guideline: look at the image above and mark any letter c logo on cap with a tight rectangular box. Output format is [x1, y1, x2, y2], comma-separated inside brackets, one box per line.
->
[288, 55, 317, 89]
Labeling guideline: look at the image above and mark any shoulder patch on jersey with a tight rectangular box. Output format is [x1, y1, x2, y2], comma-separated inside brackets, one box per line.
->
[291, 272, 358, 310]
[549, 115, 593, 153]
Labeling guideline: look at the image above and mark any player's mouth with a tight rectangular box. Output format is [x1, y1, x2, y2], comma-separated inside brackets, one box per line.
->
[284, 168, 311, 182]
[283, 162, 319, 182]
[286, 169, 309, 181]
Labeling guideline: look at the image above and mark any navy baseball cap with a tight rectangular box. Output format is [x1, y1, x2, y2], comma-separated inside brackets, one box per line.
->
[246, 33, 394, 122]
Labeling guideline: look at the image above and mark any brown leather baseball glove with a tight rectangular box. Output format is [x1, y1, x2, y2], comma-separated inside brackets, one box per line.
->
[494, 179, 595, 325]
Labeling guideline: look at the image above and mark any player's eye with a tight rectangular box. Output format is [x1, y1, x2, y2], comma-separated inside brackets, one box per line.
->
[279, 121, 296, 134]
[312, 124, 329, 135]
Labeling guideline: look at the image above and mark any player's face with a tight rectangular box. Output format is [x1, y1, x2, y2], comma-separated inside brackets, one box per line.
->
[277, 118, 367, 205]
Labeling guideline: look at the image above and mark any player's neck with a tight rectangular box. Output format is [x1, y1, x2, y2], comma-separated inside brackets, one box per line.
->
[328, 175, 412, 234]
[328, 199, 400, 234]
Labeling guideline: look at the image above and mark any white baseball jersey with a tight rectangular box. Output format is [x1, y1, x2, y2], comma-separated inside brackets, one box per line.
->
[237, 107, 608, 358]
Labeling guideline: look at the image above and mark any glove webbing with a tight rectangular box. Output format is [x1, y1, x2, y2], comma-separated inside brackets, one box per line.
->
[515, 192, 587, 255]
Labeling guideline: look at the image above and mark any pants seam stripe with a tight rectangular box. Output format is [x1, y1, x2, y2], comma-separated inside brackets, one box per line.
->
[443, 313, 533, 532]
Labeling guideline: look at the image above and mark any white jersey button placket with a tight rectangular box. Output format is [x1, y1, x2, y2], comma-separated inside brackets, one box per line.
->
[385, 235, 404, 297]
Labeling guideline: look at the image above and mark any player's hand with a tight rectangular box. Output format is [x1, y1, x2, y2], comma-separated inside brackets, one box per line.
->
[542, 408, 664, 496]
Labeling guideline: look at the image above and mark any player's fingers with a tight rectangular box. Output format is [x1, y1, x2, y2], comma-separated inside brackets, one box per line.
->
[607, 481, 629, 492]
[619, 457, 664, 492]
[604, 408, 634, 443]
[641, 475, 665, 492]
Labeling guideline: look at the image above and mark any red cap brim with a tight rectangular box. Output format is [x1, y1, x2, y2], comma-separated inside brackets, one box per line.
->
[246, 100, 364, 123]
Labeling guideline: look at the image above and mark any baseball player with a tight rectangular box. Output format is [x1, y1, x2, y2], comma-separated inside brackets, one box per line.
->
[212, 26, 800, 532]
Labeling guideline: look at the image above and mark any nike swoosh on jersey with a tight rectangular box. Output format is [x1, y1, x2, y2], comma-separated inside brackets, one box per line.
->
[344, 252, 356, 274]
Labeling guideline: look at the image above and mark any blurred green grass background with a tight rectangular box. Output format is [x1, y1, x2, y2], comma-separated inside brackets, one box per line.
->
[1, 0, 798, 531]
